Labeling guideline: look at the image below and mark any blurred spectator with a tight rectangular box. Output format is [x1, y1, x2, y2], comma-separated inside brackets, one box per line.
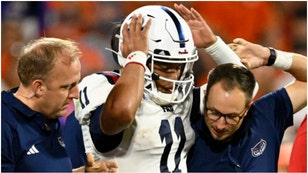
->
[275, 2, 307, 172]
[44, 2, 114, 78]
[190, 2, 306, 110]
[80, 2, 125, 70]
[278, 108, 307, 172]
[275, 2, 307, 55]
[1, 1, 126, 83]
[1, 20, 22, 89]
[192, 2, 287, 47]
[1, 2, 45, 90]
[121, 1, 192, 13]
[190, 2, 288, 93]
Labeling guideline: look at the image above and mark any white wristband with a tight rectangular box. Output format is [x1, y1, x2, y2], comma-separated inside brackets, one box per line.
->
[205, 36, 244, 67]
[124, 51, 147, 71]
[272, 50, 293, 70]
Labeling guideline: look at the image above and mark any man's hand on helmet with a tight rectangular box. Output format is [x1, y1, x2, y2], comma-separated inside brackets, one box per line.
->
[121, 14, 152, 58]
[174, 3, 217, 48]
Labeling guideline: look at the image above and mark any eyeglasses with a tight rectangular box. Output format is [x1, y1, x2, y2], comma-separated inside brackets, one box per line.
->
[205, 107, 246, 125]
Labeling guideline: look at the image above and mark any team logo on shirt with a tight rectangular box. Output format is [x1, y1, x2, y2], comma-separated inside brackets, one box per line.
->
[58, 137, 65, 147]
[251, 139, 267, 157]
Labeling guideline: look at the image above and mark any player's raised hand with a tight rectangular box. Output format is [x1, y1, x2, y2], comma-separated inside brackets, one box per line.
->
[174, 3, 216, 48]
[229, 38, 270, 69]
[121, 14, 152, 58]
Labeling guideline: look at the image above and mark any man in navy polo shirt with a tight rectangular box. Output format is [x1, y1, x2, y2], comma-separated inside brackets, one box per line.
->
[1, 37, 82, 172]
[187, 38, 307, 172]
[174, 4, 306, 171]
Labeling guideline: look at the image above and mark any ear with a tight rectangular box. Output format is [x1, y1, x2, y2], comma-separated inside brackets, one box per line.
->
[32, 80, 44, 96]
[243, 101, 253, 117]
[203, 89, 207, 96]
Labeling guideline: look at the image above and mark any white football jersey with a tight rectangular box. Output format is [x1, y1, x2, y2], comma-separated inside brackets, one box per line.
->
[74, 71, 195, 172]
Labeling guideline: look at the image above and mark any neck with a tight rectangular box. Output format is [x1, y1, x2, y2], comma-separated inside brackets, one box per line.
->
[14, 92, 34, 99]
[14, 85, 36, 107]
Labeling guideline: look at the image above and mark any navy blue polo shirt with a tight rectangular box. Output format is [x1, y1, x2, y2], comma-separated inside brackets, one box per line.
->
[1, 88, 72, 172]
[61, 111, 87, 169]
[188, 88, 293, 172]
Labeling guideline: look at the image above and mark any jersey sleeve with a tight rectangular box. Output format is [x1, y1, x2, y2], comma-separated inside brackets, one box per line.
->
[74, 72, 119, 123]
[89, 105, 124, 154]
[73, 72, 120, 154]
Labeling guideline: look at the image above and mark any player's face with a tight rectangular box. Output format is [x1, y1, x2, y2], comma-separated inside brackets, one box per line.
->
[38, 57, 81, 119]
[152, 62, 183, 94]
[204, 82, 248, 141]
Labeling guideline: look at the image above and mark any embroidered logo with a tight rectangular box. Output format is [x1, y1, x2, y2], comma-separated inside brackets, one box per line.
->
[251, 139, 267, 157]
[58, 136, 65, 147]
[27, 145, 39, 155]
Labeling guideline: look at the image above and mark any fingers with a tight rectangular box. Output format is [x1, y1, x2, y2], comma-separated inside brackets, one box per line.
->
[105, 161, 119, 173]
[106, 161, 118, 169]
[228, 43, 237, 51]
[174, 3, 203, 22]
[240, 59, 250, 67]
[122, 22, 129, 44]
[232, 38, 247, 45]
[122, 14, 140, 57]
[190, 7, 204, 21]
[85, 153, 119, 173]
[229, 38, 268, 69]
[174, 3, 191, 20]
[229, 38, 249, 51]
[86, 153, 94, 167]
[129, 14, 143, 32]
[121, 13, 151, 57]
[98, 161, 118, 173]
[136, 14, 143, 32]
[123, 14, 141, 41]
[143, 16, 152, 35]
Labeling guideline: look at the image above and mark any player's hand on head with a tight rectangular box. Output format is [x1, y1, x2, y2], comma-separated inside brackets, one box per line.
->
[174, 3, 216, 48]
[228, 38, 270, 69]
[121, 14, 152, 58]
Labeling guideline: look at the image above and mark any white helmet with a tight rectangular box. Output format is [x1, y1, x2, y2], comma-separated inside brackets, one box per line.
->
[116, 5, 198, 105]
